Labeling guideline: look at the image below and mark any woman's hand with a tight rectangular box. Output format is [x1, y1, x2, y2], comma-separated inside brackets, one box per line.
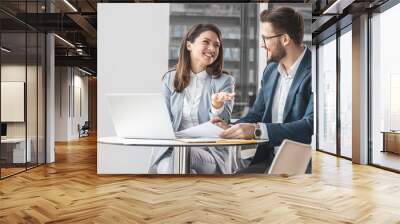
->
[211, 92, 235, 109]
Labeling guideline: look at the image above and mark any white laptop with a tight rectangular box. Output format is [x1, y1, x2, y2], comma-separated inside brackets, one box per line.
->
[106, 93, 175, 140]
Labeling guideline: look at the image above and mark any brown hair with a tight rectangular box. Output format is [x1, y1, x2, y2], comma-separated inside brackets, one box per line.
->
[260, 7, 304, 45]
[174, 24, 224, 92]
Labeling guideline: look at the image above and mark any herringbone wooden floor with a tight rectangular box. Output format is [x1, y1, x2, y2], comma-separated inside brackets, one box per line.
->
[1, 135, 400, 223]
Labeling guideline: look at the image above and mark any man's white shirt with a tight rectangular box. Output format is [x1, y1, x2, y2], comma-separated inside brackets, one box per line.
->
[258, 47, 307, 140]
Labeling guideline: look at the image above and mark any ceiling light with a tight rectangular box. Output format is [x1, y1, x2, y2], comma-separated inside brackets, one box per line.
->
[63, 0, 78, 12]
[1, 47, 11, 53]
[54, 34, 75, 48]
[323, 0, 355, 15]
[78, 67, 92, 76]
[76, 48, 85, 55]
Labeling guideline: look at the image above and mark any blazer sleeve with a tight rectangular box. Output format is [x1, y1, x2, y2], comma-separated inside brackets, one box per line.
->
[210, 75, 235, 124]
[265, 92, 314, 146]
[161, 72, 173, 122]
[235, 66, 270, 124]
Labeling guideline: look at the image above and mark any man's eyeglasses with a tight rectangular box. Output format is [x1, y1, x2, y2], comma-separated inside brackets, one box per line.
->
[262, 34, 284, 46]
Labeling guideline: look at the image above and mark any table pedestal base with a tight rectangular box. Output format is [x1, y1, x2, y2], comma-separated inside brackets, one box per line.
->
[173, 146, 190, 174]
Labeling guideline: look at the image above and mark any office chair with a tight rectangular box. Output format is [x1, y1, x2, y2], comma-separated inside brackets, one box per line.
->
[79, 121, 90, 137]
[266, 139, 312, 175]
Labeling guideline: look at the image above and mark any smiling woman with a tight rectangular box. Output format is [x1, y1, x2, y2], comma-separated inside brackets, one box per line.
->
[174, 24, 225, 92]
[169, 3, 259, 118]
[148, 23, 236, 174]
[186, 31, 220, 73]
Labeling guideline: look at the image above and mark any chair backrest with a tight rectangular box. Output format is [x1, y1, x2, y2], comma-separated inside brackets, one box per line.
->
[82, 121, 90, 129]
[267, 139, 312, 175]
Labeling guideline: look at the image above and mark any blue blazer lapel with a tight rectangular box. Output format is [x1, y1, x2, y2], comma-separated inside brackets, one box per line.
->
[263, 68, 280, 123]
[282, 49, 311, 122]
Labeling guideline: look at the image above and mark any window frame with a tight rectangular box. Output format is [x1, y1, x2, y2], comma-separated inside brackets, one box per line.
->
[314, 20, 353, 161]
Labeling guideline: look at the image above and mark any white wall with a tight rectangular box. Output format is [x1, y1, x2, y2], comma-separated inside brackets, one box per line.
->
[55, 67, 89, 141]
[97, 3, 169, 138]
[1, 66, 26, 124]
[1, 65, 39, 138]
[97, 3, 169, 173]
[72, 73, 89, 138]
[55, 67, 69, 141]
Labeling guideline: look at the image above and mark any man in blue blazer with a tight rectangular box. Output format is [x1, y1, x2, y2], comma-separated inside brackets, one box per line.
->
[213, 7, 313, 173]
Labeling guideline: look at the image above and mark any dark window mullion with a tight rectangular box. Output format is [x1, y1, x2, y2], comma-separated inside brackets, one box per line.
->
[254, 5, 259, 92]
[36, 0, 39, 167]
[367, 11, 373, 166]
[44, 0, 47, 164]
[24, 0, 28, 171]
[239, 5, 248, 110]
[336, 29, 341, 157]
[316, 45, 319, 151]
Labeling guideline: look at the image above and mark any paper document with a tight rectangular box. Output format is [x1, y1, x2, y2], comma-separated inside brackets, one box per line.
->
[175, 121, 223, 138]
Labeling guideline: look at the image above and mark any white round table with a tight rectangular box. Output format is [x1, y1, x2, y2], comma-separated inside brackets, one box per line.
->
[98, 137, 268, 174]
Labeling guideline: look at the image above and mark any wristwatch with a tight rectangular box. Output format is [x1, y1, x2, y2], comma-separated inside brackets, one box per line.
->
[253, 123, 262, 139]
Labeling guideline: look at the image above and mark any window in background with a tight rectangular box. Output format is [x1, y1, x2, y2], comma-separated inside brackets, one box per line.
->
[169, 3, 259, 118]
[370, 2, 400, 171]
[317, 36, 337, 154]
[339, 27, 352, 158]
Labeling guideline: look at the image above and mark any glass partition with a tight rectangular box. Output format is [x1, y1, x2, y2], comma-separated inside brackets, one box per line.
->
[317, 36, 337, 155]
[0, 1, 46, 179]
[1, 31, 28, 177]
[370, 3, 400, 171]
[339, 28, 352, 158]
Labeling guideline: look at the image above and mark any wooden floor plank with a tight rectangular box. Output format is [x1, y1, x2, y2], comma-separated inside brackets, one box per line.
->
[0, 135, 400, 223]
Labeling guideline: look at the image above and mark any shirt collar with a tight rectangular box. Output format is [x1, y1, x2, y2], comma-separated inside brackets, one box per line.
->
[277, 46, 307, 79]
[190, 70, 208, 80]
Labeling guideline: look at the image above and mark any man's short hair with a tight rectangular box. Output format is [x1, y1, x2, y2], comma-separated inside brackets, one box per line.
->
[260, 7, 304, 45]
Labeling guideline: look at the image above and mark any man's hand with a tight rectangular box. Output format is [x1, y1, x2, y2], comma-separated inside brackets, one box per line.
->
[219, 123, 256, 139]
[211, 117, 230, 130]
[211, 92, 235, 109]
